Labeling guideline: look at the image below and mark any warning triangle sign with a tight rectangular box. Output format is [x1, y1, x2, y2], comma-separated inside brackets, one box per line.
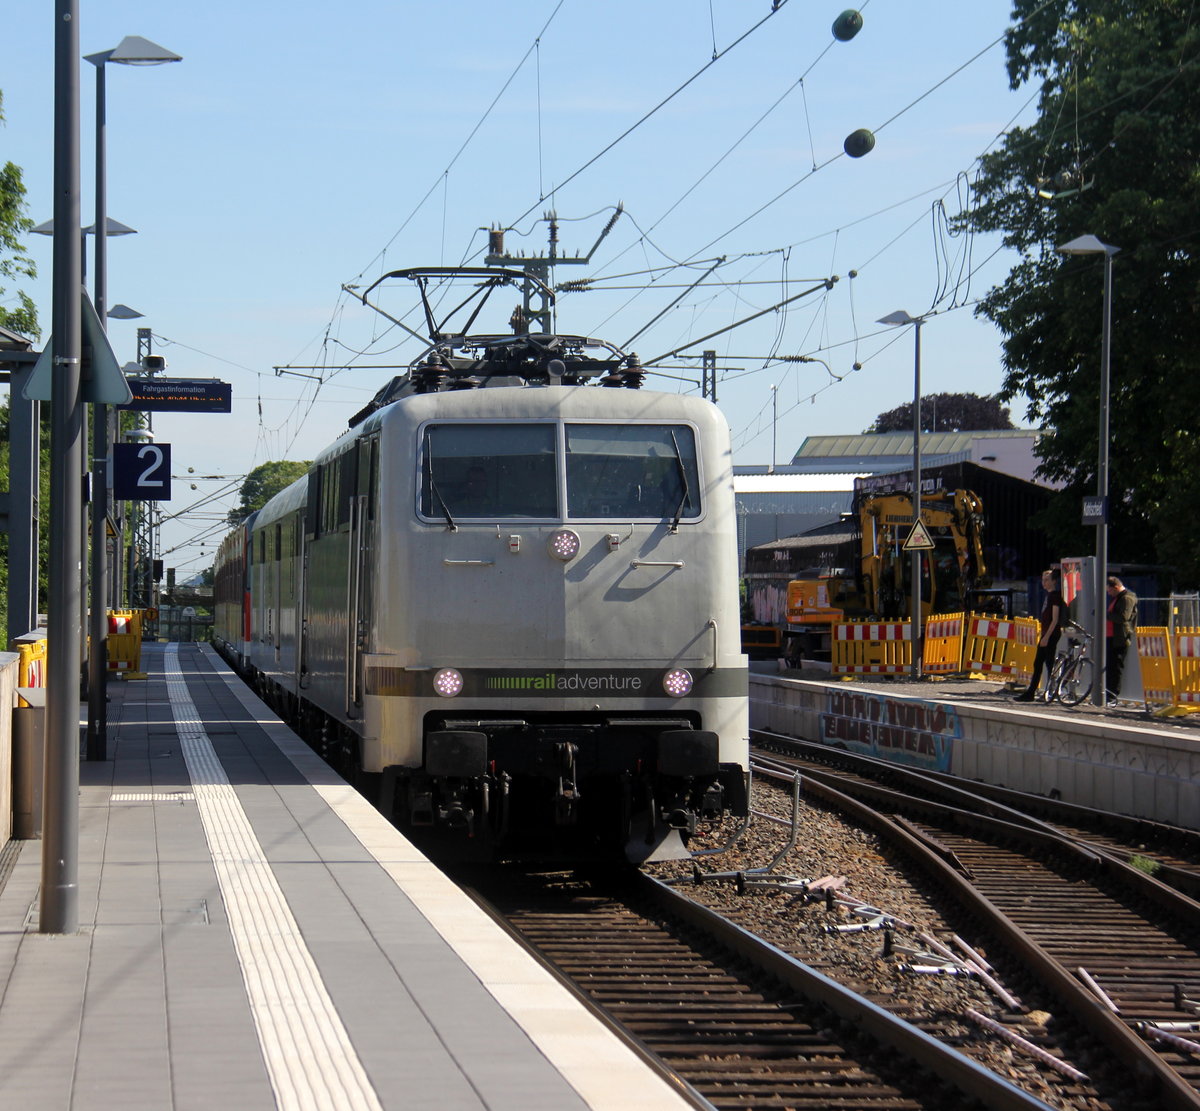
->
[902, 519, 936, 551]
[23, 290, 133, 405]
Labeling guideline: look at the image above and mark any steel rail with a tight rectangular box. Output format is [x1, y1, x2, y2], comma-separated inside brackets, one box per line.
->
[634, 870, 1057, 1111]
[754, 730, 1200, 899]
[750, 756, 1200, 1111]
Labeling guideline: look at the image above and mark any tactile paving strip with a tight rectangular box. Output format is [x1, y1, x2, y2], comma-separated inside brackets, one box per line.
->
[164, 644, 383, 1111]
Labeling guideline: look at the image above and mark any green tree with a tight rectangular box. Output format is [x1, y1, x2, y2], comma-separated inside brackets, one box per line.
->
[227, 460, 310, 525]
[0, 91, 39, 338]
[964, 0, 1200, 583]
[0, 89, 42, 636]
[865, 392, 1015, 434]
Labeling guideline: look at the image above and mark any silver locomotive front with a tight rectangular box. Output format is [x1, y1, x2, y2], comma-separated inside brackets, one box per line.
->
[357, 385, 748, 858]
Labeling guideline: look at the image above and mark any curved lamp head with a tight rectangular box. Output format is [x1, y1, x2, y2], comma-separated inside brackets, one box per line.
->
[877, 309, 924, 327]
[86, 36, 182, 67]
[1057, 235, 1120, 257]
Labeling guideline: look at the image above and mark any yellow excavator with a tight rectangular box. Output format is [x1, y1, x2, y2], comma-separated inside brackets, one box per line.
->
[782, 489, 987, 661]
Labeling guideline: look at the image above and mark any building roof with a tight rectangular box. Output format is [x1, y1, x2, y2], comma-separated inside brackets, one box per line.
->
[0, 325, 34, 350]
[732, 472, 864, 495]
[795, 429, 1035, 461]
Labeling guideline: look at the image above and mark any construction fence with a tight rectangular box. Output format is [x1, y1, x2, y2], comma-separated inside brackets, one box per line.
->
[1136, 627, 1200, 716]
[830, 615, 1200, 714]
[831, 613, 1038, 684]
[5, 610, 155, 695]
[104, 610, 146, 677]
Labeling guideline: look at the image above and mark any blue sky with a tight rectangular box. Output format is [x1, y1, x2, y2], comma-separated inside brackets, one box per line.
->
[3, 0, 1040, 577]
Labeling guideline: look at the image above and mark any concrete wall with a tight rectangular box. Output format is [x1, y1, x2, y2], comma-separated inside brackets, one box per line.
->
[750, 673, 1200, 830]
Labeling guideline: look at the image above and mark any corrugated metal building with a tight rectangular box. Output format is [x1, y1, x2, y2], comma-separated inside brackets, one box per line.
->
[733, 472, 862, 568]
[734, 429, 1050, 572]
[741, 460, 1054, 628]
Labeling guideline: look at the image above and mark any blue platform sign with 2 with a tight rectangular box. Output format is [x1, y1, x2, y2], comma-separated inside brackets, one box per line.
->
[113, 443, 171, 501]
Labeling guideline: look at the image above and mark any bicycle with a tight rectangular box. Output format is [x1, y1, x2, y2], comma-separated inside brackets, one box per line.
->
[1045, 620, 1095, 706]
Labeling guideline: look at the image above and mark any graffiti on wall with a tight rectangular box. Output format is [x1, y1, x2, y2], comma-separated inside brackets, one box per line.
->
[819, 689, 958, 771]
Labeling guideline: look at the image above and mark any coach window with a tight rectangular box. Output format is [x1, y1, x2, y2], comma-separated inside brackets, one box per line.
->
[420, 423, 556, 519]
[565, 424, 701, 520]
[320, 459, 339, 534]
[337, 448, 358, 530]
[358, 437, 378, 520]
[305, 469, 320, 538]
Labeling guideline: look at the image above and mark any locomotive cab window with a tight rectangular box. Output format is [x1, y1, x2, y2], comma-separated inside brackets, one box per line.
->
[566, 424, 701, 521]
[420, 423, 556, 520]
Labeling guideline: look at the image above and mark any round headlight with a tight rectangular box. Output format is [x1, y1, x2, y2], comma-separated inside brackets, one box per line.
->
[662, 668, 693, 698]
[433, 668, 464, 698]
[548, 528, 581, 561]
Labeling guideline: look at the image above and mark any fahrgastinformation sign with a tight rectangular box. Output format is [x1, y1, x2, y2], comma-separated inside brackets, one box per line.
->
[119, 377, 232, 413]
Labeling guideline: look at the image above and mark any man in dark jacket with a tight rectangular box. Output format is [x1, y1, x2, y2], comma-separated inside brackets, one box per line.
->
[1105, 575, 1138, 704]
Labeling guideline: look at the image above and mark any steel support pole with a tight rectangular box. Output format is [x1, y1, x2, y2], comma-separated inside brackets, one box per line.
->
[43, 0, 83, 935]
[911, 320, 923, 681]
[1092, 253, 1114, 707]
[87, 60, 109, 760]
[770, 385, 777, 474]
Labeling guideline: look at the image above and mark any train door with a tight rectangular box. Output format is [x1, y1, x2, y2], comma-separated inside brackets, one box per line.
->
[254, 529, 267, 651]
[346, 435, 378, 717]
[272, 522, 282, 664]
[298, 467, 319, 690]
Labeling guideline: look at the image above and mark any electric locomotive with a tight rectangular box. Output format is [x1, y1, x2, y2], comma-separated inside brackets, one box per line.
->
[213, 268, 749, 860]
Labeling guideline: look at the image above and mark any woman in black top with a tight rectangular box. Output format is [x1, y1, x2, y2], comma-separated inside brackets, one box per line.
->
[1015, 568, 1064, 701]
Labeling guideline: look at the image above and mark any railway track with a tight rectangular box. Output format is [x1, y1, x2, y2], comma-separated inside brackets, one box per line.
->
[753, 731, 1200, 899]
[749, 734, 1200, 1110]
[451, 863, 1058, 1111]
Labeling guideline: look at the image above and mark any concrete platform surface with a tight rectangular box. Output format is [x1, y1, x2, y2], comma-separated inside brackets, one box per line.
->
[0, 642, 694, 1111]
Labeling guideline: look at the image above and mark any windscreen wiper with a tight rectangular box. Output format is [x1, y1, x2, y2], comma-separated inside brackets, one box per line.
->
[668, 430, 692, 533]
[424, 431, 457, 532]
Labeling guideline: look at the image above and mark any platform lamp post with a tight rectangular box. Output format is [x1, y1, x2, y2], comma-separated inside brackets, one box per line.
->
[41, 0, 86, 937]
[84, 35, 181, 762]
[877, 309, 928, 680]
[1057, 235, 1119, 708]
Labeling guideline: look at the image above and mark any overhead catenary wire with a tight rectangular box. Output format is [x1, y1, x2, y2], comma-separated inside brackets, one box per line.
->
[350, 0, 572, 283]
[332, 1, 1049, 412]
[146, 5, 1104, 575]
[194, 0, 1098, 508]
[501, 0, 795, 236]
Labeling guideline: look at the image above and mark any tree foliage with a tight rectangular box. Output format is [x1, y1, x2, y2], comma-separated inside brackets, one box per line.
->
[0, 91, 39, 338]
[963, 0, 1200, 584]
[0, 398, 52, 637]
[227, 460, 310, 525]
[866, 392, 1015, 434]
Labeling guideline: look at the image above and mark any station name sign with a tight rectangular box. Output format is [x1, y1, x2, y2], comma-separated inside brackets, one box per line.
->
[119, 377, 232, 413]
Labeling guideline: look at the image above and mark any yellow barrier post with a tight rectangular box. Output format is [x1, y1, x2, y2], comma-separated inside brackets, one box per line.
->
[922, 612, 966, 675]
[11, 635, 49, 707]
[831, 620, 912, 677]
[964, 615, 1038, 685]
[1167, 627, 1200, 715]
[104, 610, 146, 679]
[1135, 627, 1176, 712]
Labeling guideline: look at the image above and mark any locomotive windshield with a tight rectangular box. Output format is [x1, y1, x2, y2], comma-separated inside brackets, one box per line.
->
[565, 424, 700, 520]
[418, 420, 701, 521]
[420, 423, 557, 519]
